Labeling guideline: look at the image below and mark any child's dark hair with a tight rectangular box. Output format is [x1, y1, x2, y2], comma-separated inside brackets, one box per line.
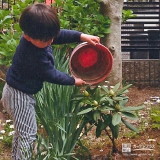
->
[19, 3, 60, 42]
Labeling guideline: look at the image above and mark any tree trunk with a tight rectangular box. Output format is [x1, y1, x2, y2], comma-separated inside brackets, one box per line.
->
[100, 0, 124, 85]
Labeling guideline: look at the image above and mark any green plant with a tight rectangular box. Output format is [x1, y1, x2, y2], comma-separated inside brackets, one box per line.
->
[0, 0, 34, 66]
[34, 48, 86, 160]
[73, 82, 145, 153]
[73, 139, 92, 159]
[122, 9, 136, 23]
[54, 0, 111, 37]
[150, 106, 160, 129]
[0, 119, 14, 147]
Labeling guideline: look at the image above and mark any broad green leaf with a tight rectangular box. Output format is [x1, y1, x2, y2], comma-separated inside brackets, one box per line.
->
[112, 113, 121, 126]
[77, 108, 92, 115]
[121, 118, 139, 133]
[116, 84, 132, 96]
[109, 123, 119, 139]
[94, 87, 101, 100]
[96, 120, 103, 137]
[93, 110, 101, 121]
[3, 15, 12, 22]
[105, 106, 115, 110]
[0, 35, 10, 41]
[100, 97, 113, 105]
[102, 114, 112, 128]
[113, 82, 120, 93]
[122, 111, 139, 120]
[121, 105, 145, 111]
[113, 97, 124, 101]
[101, 86, 109, 93]
[119, 98, 128, 106]
[95, 110, 112, 138]
[0, 51, 8, 56]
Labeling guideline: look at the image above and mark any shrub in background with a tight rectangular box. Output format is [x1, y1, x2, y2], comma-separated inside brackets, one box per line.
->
[54, 0, 111, 37]
[0, 0, 34, 66]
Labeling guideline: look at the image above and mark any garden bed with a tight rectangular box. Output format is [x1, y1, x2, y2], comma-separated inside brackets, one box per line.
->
[76, 86, 160, 159]
[0, 86, 160, 160]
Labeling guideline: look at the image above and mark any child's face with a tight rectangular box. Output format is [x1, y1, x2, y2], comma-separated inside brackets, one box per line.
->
[24, 35, 54, 48]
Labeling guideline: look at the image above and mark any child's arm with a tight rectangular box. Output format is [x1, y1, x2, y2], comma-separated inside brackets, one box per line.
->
[80, 33, 100, 45]
[53, 29, 100, 45]
[74, 77, 86, 86]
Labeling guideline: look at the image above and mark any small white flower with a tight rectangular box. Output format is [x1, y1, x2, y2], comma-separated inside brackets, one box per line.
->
[0, 130, 6, 134]
[110, 86, 114, 89]
[8, 132, 12, 136]
[98, 85, 101, 88]
[104, 85, 108, 88]
[40, 125, 44, 128]
[6, 119, 12, 123]
[0, 136, 3, 140]
[105, 81, 109, 83]
[144, 122, 148, 127]
[156, 99, 160, 103]
[148, 139, 156, 142]
[143, 101, 148, 105]
[8, 131, 15, 136]
[144, 100, 152, 105]
[9, 125, 14, 129]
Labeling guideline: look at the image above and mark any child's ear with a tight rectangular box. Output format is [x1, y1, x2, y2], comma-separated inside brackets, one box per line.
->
[24, 35, 32, 41]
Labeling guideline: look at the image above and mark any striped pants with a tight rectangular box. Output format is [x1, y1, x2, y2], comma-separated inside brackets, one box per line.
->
[1, 83, 37, 160]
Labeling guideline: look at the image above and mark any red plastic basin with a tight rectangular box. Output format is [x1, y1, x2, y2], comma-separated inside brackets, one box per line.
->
[69, 42, 113, 85]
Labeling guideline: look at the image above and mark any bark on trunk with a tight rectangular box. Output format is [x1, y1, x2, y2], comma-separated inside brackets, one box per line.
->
[100, 0, 124, 85]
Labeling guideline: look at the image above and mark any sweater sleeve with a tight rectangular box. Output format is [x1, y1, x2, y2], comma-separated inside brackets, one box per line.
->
[38, 29, 81, 85]
[38, 49, 75, 85]
[53, 29, 82, 44]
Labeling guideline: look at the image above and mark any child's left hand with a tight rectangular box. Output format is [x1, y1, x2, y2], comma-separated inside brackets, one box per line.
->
[80, 33, 100, 46]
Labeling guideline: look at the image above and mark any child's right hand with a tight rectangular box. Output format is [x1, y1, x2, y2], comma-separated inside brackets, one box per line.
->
[74, 77, 86, 86]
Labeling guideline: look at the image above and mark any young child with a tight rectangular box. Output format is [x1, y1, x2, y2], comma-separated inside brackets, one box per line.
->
[1, 3, 100, 160]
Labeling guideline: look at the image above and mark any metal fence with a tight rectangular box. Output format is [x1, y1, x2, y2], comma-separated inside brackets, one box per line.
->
[122, 59, 160, 86]
[122, 1, 160, 59]
[0, 0, 15, 9]
[122, 1, 160, 86]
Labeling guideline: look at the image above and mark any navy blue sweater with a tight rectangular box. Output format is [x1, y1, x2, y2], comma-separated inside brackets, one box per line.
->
[6, 29, 82, 94]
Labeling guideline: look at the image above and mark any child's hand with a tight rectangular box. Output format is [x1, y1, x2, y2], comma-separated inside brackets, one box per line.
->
[80, 33, 100, 46]
[74, 77, 86, 86]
